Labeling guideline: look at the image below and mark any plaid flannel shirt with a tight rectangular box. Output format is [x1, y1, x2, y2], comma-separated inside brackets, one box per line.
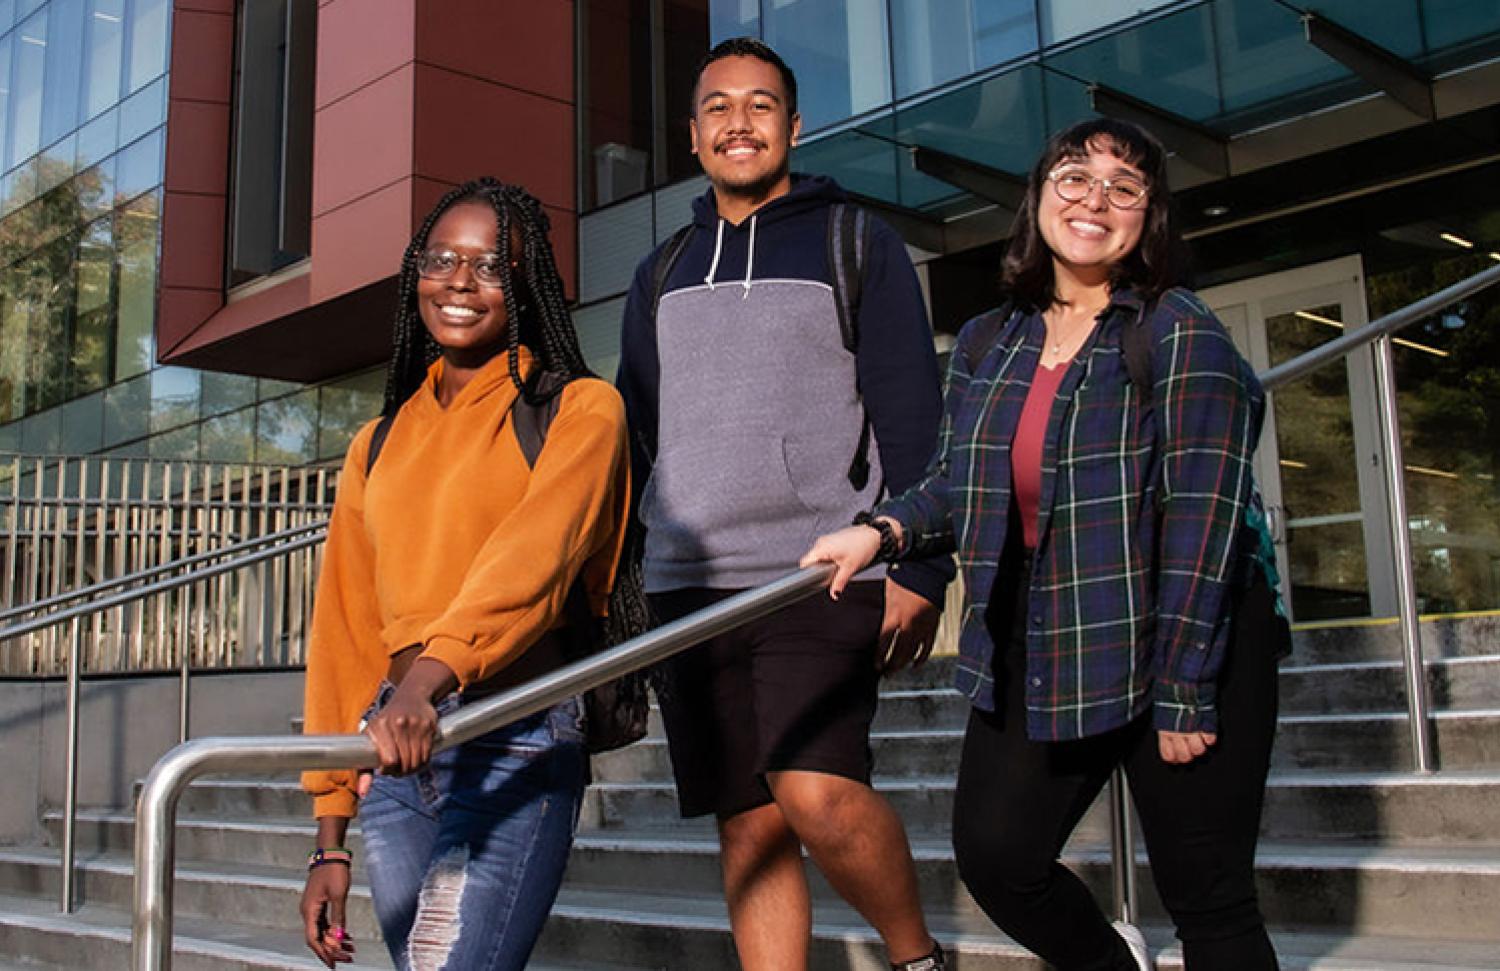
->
[880, 288, 1265, 740]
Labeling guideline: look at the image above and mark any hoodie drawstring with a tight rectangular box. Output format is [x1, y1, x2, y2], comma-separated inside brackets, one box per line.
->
[703, 219, 726, 290]
[742, 214, 757, 299]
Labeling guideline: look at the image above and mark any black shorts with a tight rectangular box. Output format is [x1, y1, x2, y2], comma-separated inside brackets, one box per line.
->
[649, 581, 884, 819]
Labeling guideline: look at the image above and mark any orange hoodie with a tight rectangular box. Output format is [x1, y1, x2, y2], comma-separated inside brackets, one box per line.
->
[301, 351, 629, 818]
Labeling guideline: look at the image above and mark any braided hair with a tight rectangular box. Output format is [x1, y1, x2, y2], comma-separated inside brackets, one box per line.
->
[382, 178, 592, 416]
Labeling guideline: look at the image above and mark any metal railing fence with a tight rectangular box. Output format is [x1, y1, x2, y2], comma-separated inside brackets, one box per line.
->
[0, 455, 335, 676]
[0, 257, 1478, 967]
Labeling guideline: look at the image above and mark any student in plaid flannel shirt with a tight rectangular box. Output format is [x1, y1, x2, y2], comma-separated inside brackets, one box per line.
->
[805, 118, 1284, 971]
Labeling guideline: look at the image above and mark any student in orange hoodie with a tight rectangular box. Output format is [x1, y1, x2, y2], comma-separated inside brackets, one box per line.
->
[296, 179, 630, 971]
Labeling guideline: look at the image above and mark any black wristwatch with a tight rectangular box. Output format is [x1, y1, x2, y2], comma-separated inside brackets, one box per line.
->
[853, 511, 901, 563]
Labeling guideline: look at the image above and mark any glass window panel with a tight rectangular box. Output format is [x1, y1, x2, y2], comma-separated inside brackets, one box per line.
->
[83, 0, 125, 121]
[1212, 0, 1353, 120]
[113, 126, 162, 203]
[581, 0, 653, 210]
[1371, 254, 1500, 613]
[125, 0, 169, 93]
[201, 371, 258, 418]
[317, 370, 382, 461]
[118, 75, 164, 147]
[1265, 304, 1373, 621]
[8, 7, 48, 171]
[761, 1, 891, 131]
[709, 0, 759, 44]
[149, 366, 200, 433]
[74, 156, 116, 223]
[36, 132, 75, 196]
[148, 425, 198, 460]
[18, 404, 60, 453]
[102, 370, 147, 445]
[0, 421, 18, 452]
[891, 0, 1038, 97]
[25, 231, 75, 412]
[200, 408, 254, 462]
[893, 64, 1047, 186]
[257, 377, 301, 400]
[793, 128, 903, 208]
[255, 389, 317, 465]
[0, 0, 14, 34]
[74, 105, 117, 171]
[40, 0, 86, 148]
[113, 189, 159, 380]
[1039, 0, 1177, 46]
[15, 0, 42, 20]
[0, 264, 33, 421]
[72, 219, 113, 394]
[0, 35, 12, 168]
[60, 391, 104, 454]
[1422, 0, 1500, 56]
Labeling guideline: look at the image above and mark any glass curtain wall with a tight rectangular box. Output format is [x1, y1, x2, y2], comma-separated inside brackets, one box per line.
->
[0, 0, 168, 423]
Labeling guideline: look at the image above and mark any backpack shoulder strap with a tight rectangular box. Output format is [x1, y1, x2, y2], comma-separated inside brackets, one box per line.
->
[512, 371, 569, 468]
[827, 202, 869, 354]
[365, 414, 396, 476]
[649, 225, 696, 323]
[1119, 302, 1154, 396]
[960, 301, 1015, 374]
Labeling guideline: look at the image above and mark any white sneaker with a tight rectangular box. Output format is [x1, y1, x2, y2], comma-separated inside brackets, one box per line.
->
[1112, 920, 1153, 971]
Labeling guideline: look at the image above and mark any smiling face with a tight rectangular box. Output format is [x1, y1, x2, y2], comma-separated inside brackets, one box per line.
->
[1036, 138, 1149, 284]
[690, 55, 801, 204]
[416, 201, 512, 364]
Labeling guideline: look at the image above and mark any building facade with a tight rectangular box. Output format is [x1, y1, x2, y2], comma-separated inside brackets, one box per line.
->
[0, 0, 1498, 625]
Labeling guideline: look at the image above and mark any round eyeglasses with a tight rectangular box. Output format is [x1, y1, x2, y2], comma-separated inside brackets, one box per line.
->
[1046, 166, 1149, 211]
[416, 249, 509, 287]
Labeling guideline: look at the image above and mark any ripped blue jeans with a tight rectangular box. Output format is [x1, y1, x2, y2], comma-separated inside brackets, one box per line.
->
[358, 682, 587, 971]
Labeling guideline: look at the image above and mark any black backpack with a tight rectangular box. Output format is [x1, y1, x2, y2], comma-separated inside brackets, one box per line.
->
[365, 374, 650, 754]
[650, 202, 875, 488]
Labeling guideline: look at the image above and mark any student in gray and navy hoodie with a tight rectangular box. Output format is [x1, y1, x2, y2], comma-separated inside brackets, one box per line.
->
[616, 38, 953, 971]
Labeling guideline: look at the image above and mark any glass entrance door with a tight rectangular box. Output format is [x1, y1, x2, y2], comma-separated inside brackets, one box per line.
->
[1201, 256, 1396, 622]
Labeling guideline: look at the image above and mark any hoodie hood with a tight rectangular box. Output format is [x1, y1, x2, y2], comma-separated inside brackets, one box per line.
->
[690, 175, 850, 294]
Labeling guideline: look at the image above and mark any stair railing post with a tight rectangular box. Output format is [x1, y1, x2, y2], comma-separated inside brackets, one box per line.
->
[1108, 766, 1138, 924]
[61, 615, 82, 913]
[1372, 334, 1436, 773]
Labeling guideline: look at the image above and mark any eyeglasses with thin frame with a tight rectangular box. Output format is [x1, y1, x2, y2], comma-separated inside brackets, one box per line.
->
[1046, 165, 1149, 211]
[416, 249, 510, 287]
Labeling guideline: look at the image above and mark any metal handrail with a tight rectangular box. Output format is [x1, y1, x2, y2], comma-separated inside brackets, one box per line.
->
[0, 520, 327, 624]
[117, 258, 1500, 964]
[132, 564, 834, 971]
[1259, 261, 1500, 390]
[9, 528, 329, 915]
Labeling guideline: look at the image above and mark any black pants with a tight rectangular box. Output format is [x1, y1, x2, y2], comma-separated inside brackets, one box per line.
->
[953, 561, 1281, 971]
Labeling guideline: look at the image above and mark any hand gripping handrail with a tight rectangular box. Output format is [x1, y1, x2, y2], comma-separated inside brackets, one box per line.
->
[132, 564, 834, 971]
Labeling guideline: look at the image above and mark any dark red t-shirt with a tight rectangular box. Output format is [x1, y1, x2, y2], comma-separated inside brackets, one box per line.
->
[1011, 361, 1068, 550]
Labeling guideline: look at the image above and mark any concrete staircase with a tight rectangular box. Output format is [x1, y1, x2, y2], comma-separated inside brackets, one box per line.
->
[1, 616, 1499, 969]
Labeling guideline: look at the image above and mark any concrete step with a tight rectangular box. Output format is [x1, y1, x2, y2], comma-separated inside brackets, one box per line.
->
[5, 848, 1500, 969]
[594, 708, 1500, 782]
[25, 816, 1500, 943]
[79, 769, 1500, 855]
[866, 657, 1500, 730]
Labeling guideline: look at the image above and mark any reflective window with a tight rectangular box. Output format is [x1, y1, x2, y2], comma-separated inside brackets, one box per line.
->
[71, 216, 113, 393]
[101, 370, 147, 445]
[1039, 0, 1177, 46]
[0, 35, 11, 168]
[200, 408, 254, 462]
[7, 6, 48, 170]
[117, 74, 164, 147]
[317, 370, 382, 460]
[59, 391, 103, 453]
[580, 0, 653, 210]
[113, 188, 159, 380]
[40, 0, 85, 148]
[125, 0, 167, 93]
[83, 0, 125, 121]
[759, 0, 890, 131]
[0, 263, 31, 420]
[255, 389, 317, 465]
[149, 366, 200, 434]
[148, 424, 198, 460]
[200, 371, 257, 418]
[890, 0, 1037, 97]
[114, 126, 162, 203]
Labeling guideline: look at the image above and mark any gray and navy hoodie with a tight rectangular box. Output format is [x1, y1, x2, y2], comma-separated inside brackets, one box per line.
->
[616, 175, 953, 605]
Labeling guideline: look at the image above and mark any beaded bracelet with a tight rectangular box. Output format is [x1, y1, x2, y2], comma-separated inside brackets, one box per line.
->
[307, 847, 353, 871]
[853, 511, 901, 563]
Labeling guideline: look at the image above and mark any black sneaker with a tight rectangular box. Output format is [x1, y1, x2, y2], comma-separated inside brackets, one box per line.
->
[892, 941, 946, 971]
